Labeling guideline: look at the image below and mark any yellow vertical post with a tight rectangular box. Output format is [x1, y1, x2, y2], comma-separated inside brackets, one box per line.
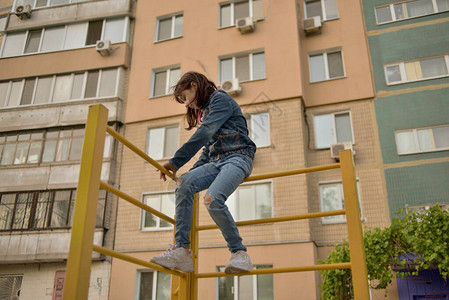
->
[189, 193, 199, 300]
[63, 104, 108, 300]
[339, 149, 370, 300]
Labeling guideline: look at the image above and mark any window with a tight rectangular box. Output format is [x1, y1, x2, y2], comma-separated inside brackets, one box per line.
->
[219, 0, 264, 28]
[0, 68, 120, 108]
[219, 51, 265, 83]
[15, 0, 90, 9]
[227, 182, 272, 221]
[385, 55, 449, 85]
[155, 13, 183, 42]
[141, 192, 175, 230]
[136, 270, 170, 300]
[304, 0, 339, 20]
[0, 189, 107, 230]
[0, 275, 22, 299]
[309, 50, 345, 82]
[217, 265, 273, 300]
[0, 17, 129, 57]
[375, 0, 449, 24]
[151, 67, 181, 97]
[0, 127, 113, 166]
[319, 180, 361, 224]
[313, 111, 353, 149]
[395, 125, 449, 155]
[247, 113, 270, 147]
[146, 126, 179, 160]
[406, 203, 449, 214]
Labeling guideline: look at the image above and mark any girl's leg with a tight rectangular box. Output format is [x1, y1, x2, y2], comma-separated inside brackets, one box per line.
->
[205, 155, 253, 253]
[174, 162, 219, 248]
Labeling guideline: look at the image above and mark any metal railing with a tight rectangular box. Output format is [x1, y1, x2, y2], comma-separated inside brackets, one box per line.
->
[63, 104, 369, 300]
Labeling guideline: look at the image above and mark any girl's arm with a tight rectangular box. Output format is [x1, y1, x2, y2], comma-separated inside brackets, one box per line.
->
[169, 92, 232, 170]
[189, 145, 210, 171]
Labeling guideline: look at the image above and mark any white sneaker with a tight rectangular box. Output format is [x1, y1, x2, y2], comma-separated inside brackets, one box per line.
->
[150, 245, 194, 273]
[224, 250, 253, 274]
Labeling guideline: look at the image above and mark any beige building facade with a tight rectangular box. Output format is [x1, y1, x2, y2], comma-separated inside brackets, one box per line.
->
[110, 0, 392, 299]
[0, 0, 134, 299]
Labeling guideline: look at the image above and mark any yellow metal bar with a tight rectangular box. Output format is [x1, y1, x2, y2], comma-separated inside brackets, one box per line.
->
[340, 149, 370, 300]
[92, 245, 185, 277]
[189, 193, 200, 300]
[106, 126, 177, 182]
[63, 104, 108, 300]
[197, 262, 352, 278]
[196, 210, 346, 231]
[243, 163, 340, 182]
[99, 181, 175, 225]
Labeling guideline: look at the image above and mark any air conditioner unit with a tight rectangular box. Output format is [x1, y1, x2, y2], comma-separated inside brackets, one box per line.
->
[330, 142, 355, 159]
[221, 78, 242, 96]
[303, 16, 322, 34]
[96, 40, 112, 56]
[15, 4, 32, 20]
[236, 17, 255, 34]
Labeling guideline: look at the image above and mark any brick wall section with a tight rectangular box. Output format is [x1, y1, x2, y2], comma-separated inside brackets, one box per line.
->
[385, 162, 449, 219]
[368, 22, 449, 92]
[305, 99, 389, 244]
[115, 98, 315, 251]
[375, 87, 449, 164]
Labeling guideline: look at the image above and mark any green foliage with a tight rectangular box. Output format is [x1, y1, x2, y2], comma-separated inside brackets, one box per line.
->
[319, 205, 449, 300]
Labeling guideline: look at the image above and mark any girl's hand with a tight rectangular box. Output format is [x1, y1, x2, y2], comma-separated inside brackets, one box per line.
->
[159, 162, 177, 181]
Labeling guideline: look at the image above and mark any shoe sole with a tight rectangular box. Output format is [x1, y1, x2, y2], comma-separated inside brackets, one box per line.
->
[224, 265, 251, 274]
[150, 258, 194, 273]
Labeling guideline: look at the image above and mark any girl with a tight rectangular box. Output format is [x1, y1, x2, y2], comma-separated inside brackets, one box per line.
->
[150, 71, 256, 273]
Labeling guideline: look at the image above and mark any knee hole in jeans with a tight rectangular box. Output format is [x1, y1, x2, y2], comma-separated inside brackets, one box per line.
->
[204, 195, 214, 210]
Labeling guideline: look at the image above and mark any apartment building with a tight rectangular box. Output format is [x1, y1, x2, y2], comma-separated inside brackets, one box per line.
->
[0, 0, 135, 299]
[109, 0, 390, 299]
[362, 0, 449, 298]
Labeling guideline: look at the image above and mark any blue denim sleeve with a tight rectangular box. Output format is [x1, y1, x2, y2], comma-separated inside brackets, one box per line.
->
[169, 93, 233, 170]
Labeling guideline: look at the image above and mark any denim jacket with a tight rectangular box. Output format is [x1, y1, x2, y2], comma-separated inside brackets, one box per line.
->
[169, 90, 256, 170]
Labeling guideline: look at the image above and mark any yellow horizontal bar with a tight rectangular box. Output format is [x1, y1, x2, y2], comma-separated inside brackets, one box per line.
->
[100, 181, 175, 225]
[196, 210, 346, 231]
[196, 262, 352, 278]
[92, 245, 186, 277]
[243, 163, 341, 182]
[106, 127, 176, 182]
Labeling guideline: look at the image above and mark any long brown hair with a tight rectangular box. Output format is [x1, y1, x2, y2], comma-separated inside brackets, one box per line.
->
[173, 72, 217, 130]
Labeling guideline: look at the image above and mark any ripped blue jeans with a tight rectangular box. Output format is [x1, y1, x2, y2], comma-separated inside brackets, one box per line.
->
[174, 153, 253, 253]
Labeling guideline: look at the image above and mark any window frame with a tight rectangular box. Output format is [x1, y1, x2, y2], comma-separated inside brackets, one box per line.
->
[226, 180, 273, 222]
[374, 0, 449, 25]
[303, 0, 339, 21]
[135, 269, 171, 300]
[0, 189, 108, 231]
[0, 68, 121, 109]
[308, 48, 346, 83]
[219, 0, 264, 29]
[154, 12, 184, 43]
[0, 17, 130, 58]
[140, 191, 176, 231]
[13, 0, 90, 9]
[319, 179, 362, 225]
[0, 127, 114, 166]
[246, 112, 271, 148]
[150, 66, 181, 98]
[313, 110, 355, 149]
[218, 50, 266, 84]
[384, 55, 449, 85]
[146, 125, 180, 160]
[394, 124, 449, 155]
[216, 264, 274, 300]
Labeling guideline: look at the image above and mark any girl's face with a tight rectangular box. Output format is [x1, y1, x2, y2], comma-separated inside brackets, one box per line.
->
[181, 83, 198, 109]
